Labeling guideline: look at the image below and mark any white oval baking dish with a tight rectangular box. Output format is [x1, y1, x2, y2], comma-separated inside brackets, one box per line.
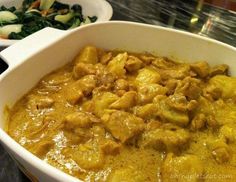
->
[0, 0, 113, 46]
[0, 21, 236, 181]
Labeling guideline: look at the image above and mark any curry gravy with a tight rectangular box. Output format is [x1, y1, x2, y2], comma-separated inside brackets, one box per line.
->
[7, 46, 236, 181]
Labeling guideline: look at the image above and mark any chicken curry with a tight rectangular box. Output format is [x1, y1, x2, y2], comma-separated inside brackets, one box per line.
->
[7, 46, 236, 181]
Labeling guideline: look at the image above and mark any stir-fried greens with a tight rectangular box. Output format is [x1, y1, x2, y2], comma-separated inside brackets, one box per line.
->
[0, 0, 97, 40]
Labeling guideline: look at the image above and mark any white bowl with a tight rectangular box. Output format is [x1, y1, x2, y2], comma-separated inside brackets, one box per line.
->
[0, 0, 113, 47]
[0, 21, 236, 181]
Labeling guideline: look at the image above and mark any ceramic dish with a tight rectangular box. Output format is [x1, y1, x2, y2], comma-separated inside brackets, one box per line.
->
[0, 0, 113, 47]
[0, 21, 236, 181]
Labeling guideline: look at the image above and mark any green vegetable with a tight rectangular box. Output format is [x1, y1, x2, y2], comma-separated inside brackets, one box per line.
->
[69, 18, 81, 29]
[1, 0, 97, 40]
[55, 12, 74, 24]
[40, 0, 56, 10]
[25, 9, 41, 15]
[0, 11, 18, 24]
[0, 24, 22, 38]
[82, 17, 92, 25]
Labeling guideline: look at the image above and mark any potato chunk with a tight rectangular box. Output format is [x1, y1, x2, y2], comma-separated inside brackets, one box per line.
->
[68, 140, 104, 170]
[161, 153, 204, 182]
[107, 52, 127, 78]
[137, 83, 167, 104]
[107, 166, 147, 182]
[134, 103, 158, 119]
[209, 75, 236, 99]
[93, 92, 119, 117]
[136, 68, 161, 85]
[103, 111, 145, 143]
[74, 46, 98, 64]
[110, 91, 137, 110]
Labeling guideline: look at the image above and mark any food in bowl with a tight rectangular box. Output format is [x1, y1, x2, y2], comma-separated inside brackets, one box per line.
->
[0, 0, 97, 40]
[6, 45, 236, 181]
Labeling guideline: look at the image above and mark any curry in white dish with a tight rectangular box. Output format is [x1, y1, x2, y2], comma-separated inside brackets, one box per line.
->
[7, 46, 236, 181]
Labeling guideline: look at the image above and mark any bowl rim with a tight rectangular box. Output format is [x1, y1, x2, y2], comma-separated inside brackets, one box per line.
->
[0, 0, 113, 47]
[0, 21, 236, 182]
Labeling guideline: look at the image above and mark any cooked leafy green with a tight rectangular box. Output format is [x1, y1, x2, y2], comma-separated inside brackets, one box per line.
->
[0, 0, 97, 39]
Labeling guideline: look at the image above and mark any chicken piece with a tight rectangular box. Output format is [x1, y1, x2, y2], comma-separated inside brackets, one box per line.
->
[219, 124, 236, 143]
[27, 95, 54, 110]
[107, 166, 147, 182]
[152, 57, 177, 69]
[161, 153, 204, 182]
[67, 140, 104, 170]
[190, 61, 210, 78]
[175, 77, 202, 100]
[210, 64, 228, 77]
[74, 46, 98, 64]
[139, 54, 155, 64]
[136, 68, 161, 85]
[64, 111, 100, 129]
[146, 120, 162, 130]
[190, 113, 206, 131]
[65, 75, 96, 103]
[152, 58, 190, 80]
[206, 115, 218, 128]
[137, 84, 167, 104]
[165, 79, 179, 95]
[154, 96, 189, 127]
[166, 94, 198, 112]
[203, 84, 222, 101]
[161, 65, 190, 80]
[77, 75, 97, 96]
[103, 111, 145, 143]
[212, 147, 231, 164]
[73, 62, 95, 79]
[141, 124, 190, 152]
[93, 92, 119, 117]
[65, 75, 96, 104]
[110, 91, 137, 110]
[95, 64, 116, 86]
[65, 86, 84, 105]
[107, 52, 127, 78]
[100, 139, 121, 155]
[114, 79, 129, 91]
[207, 139, 231, 164]
[134, 104, 159, 120]
[125, 55, 143, 72]
[100, 52, 113, 64]
[209, 75, 236, 99]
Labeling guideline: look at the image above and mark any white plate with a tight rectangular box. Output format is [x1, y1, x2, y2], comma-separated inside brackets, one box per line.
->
[0, 21, 236, 181]
[0, 0, 113, 47]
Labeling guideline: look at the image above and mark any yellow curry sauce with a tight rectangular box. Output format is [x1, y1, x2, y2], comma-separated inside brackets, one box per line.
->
[7, 46, 236, 181]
